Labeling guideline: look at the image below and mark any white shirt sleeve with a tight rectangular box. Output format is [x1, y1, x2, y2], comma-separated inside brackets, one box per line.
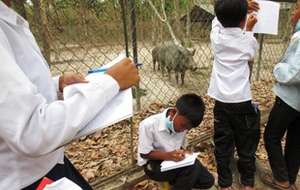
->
[274, 40, 300, 85]
[245, 32, 258, 59]
[0, 36, 120, 157]
[212, 17, 222, 31]
[138, 120, 154, 155]
[52, 76, 60, 92]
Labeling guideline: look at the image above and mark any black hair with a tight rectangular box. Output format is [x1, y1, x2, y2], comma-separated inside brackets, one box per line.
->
[175, 93, 205, 128]
[214, 0, 248, 27]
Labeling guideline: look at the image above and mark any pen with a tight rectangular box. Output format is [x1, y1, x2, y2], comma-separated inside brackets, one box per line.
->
[88, 63, 143, 74]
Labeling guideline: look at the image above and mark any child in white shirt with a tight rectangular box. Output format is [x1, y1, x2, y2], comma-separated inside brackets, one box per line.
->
[208, 0, 260, 189]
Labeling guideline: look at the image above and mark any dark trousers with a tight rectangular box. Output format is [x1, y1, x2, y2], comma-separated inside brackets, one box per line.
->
[144, 159, 214, 190]
[23, 156, 93, 190]
[264, 97, 300, 184]
[213, 100, 260, 188]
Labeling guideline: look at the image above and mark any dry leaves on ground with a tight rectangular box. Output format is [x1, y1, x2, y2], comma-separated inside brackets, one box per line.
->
[65, 80, 276, 187]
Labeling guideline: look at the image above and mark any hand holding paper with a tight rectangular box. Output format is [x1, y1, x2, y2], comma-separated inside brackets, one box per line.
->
[246, 14, 258, 31]
[247, 0, 260, 13]
[59, 72, 88, 92]
[250, 0, 280, 35]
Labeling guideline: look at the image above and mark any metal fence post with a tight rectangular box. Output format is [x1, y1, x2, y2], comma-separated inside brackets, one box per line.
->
[129, 0, 140, 166]
[256, 34, 264, 81]
[120, 0, 130, 57]
[129, 0, 141, 110]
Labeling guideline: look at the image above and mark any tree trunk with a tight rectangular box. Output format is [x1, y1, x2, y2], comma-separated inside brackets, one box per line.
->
[147, 0, 180, 46]
[185, 0, 192, 47]
[32, 0, 52, 65]
[12, 0, 27, 19]
[173, 0, 183, 44]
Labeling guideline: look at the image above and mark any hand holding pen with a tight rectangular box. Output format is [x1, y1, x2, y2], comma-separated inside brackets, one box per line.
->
[102, 58, 140, 90]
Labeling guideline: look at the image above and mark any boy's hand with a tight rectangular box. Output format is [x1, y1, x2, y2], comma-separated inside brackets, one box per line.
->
[246, 14, 258, 31]
[248, 0, 259, 13]
[106, 58, 140, 90]
[183, 149, 192, 155]
[168, 149, 185, 162]
[59, 72, 88, 92]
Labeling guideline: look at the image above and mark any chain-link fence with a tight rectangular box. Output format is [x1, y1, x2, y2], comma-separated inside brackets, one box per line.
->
[16, 0, 294, 109]
[10, 0, 296, 187]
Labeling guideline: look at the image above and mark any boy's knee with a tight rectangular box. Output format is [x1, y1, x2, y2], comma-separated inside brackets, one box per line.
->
[194, 160, 215, 188]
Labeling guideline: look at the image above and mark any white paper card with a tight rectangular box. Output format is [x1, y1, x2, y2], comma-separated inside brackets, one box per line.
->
[44, 178, 82, 190]
[75, 54, 132, 139]
[252, 0, 280, 35]
[160, 152, 200, 172]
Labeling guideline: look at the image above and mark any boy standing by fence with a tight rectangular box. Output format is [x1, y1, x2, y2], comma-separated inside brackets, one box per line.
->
[137, 94, 214, 190]
[208, 0, 260, 189]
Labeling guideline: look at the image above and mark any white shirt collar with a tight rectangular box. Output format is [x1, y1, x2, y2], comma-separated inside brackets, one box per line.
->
[0, 1, 28, 27]
[220, 27, 244, 36]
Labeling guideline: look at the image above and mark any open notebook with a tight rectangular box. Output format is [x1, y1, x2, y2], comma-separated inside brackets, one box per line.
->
[64, 53, 133, 140]
[160, 152, 200, 172]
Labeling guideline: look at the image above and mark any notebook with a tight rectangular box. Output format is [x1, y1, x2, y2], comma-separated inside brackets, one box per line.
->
[160, 152, 200, 172]
[64, 53, 133, 140]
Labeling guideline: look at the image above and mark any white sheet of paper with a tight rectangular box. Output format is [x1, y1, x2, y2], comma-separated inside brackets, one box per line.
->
[252, 0, 280, 35]
[160, 152, 200, 172]
[64, 53, 133, 140]
[74, 88, 133, 139]
[44, 178, 82, 190]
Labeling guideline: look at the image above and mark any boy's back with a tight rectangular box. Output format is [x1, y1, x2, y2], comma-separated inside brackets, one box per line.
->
[208, 1, 261, 190]
[208, 17, 258, 103]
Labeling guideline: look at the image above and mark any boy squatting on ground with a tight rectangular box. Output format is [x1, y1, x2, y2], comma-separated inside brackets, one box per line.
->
[137, 94, 214, 190]
[208, 0, 260, 190]
[262, 2, 300, 190]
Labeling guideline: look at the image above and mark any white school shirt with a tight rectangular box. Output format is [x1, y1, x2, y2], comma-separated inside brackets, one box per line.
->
[0, 2, 119, 189]
[208, 18, 258, 103]
[273, 31, 300, 112]
[137, 109, 187, 166]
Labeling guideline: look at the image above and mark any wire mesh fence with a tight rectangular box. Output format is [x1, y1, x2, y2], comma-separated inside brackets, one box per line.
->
[9, 0, 296, 186]
[16, 0, 294, 109]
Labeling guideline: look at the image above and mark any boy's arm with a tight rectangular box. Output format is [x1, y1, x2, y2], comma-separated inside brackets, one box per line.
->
[244, 15, 259, 61]
[141, 149, 185, 162]
[246, 14, 257, 32]
[212, 17, 222, 29]
[274, 40, 300, 85]
[248, 0, 259, 13]
[138, 120, 186, 162]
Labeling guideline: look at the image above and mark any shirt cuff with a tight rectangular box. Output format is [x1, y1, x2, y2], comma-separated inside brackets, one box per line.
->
[103, 74, 120, 92]
[52, 76, 60, 92]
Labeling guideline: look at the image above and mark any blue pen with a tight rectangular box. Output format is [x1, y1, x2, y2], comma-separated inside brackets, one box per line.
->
[87, 68, 108, 74]
[88, 63, 143, 74]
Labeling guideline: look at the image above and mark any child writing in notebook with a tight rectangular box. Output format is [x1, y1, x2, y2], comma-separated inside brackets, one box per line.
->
[208, 0, 260, 190]
[137, 94, 214, 190]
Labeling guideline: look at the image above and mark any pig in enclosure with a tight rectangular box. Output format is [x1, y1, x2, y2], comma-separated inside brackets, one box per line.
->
[152, 43, 197, 85]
